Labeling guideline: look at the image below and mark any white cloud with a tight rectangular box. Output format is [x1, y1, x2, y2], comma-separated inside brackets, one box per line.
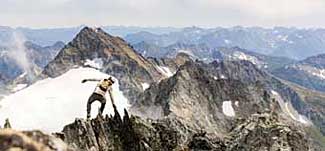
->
[1, 0, 325, 28]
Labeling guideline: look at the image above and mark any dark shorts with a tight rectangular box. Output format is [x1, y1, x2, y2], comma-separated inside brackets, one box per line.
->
[88, 93, 106, 104]
[87, 93, 107, 115]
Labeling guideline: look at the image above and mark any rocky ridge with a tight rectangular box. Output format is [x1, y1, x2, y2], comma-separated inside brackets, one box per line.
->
[59, 104, 310, 151]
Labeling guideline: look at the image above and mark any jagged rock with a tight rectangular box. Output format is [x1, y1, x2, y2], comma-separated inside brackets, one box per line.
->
[62, 106, 192, 151]
[187, 132, 226, 151]
[0, 129, 72, 151]
[131, 60, 281, 135]
[225, 113, 310, 151]
[61, 108, 311, 151]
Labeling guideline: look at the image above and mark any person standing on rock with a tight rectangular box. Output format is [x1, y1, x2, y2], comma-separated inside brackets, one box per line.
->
[3, 118, 12, 129]
[82, 77, 115, 119]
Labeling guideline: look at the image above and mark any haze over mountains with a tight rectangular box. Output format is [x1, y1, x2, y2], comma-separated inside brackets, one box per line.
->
[1, 26, 325, 59]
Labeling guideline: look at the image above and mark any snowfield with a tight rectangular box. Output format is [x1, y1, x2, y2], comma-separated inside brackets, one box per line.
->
[84, 58, 103, 69]
[222, 101, 235, 117]
[156, 66, 174, 77]
[141, 83, 150, 90]
[0, 67, 129, 132]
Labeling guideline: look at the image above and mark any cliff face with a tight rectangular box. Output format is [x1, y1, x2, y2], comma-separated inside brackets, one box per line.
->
[130, 60, 310, 135]
[225, 113, 310, 151]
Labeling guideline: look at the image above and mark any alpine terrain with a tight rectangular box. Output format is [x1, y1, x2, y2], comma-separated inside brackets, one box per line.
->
[0, 27, 324, 151]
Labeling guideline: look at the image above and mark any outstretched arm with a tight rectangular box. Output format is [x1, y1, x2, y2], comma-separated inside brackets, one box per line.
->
[81, 78, 101, 83]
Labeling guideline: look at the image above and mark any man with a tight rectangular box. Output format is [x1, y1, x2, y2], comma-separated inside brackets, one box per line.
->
[82, 77, 115, 119]
[3, 118, 11, 129]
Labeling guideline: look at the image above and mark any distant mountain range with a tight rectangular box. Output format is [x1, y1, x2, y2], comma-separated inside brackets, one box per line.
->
[127, 26, 325, 60]
[1, 25, 325, 94]
[133, 40, 325, 92]
[0, 25, 180, 46]
[1, 26, 325, 60]
[272, 53, 325, 92]
[133, 42, 296, 70]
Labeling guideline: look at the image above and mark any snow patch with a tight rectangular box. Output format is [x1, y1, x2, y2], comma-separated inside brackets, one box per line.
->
[224, 39, 231, 44]
[177, 49, 195, 57]
[18, 72, 27, 78]
[141, 83, 150, 90]
[284, 102, 309, 124]
[220, 74, 227, 79]
[277, 35, 288, 42]
[296, 65, 325, 79]
[84, 58, 103, 69]
[231, 51, 259, 65]
[222, 101, 235, 117]
[311, 69, 325, 79]
[0, 67, 130, 132]
[156, 66, 174, 77]
[235, 101, 239, 107]
[271, 90, 310, 125]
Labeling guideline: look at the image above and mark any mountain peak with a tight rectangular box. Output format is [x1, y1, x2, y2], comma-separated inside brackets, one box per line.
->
[72, 27, 113, 44]
[78, 26, 104, 34]
[42, 26, 164, 102]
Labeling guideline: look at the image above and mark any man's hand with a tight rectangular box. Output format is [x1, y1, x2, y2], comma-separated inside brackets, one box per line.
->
[81, 79, 87, 83]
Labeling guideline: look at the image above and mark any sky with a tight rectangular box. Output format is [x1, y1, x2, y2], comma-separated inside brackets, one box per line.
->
[1, 0, 325, 28]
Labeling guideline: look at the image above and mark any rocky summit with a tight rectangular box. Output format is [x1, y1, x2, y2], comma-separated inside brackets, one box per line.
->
[58, 104, 310, 151]
[0, 110, 313, 151]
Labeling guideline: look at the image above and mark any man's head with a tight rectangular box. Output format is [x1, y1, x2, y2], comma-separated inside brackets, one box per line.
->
[104, 77, 115, 84]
